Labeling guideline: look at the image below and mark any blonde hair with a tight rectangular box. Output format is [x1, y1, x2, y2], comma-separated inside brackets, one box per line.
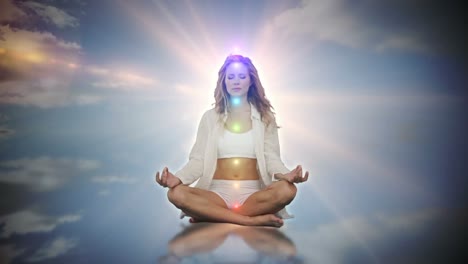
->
[213, 54, 277, 128]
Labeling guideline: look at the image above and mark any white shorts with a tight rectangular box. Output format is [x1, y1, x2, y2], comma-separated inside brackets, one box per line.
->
[209, 179, 261, 209]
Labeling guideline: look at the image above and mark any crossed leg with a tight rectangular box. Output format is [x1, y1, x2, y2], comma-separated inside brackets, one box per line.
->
[167, 180, 297, 227]
[235, 180, 297, 216]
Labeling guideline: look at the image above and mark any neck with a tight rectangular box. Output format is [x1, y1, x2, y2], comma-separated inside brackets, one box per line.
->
[228, 96, 250, 112]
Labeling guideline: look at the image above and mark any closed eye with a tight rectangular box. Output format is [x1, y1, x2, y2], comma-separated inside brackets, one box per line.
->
[227, 74, 247, 80]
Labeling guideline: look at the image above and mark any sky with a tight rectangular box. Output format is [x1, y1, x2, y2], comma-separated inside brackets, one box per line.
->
[0, 0, 467, 263]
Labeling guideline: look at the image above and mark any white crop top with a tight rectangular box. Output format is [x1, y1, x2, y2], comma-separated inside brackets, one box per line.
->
[217, 129, 256, 159]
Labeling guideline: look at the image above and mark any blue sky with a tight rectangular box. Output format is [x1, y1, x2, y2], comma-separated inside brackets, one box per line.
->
[0, 0, 466, 263]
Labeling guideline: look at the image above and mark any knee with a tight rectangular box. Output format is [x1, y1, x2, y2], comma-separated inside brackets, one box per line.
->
[167, 185, 187, 209]
[275, 180, 297, 205]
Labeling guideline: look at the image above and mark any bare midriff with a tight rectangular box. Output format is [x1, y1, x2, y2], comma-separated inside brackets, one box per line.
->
[213, 158, 260, 180]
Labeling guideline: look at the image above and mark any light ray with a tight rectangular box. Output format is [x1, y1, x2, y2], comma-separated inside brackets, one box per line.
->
[184, 0, 219, 59]
[279, 92, 459, 200]
[151, 1, 208, 64]
[120, 2, 214, 81]
[275, 92, 455, 261]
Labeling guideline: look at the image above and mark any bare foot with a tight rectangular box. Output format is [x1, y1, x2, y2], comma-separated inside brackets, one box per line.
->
[189, 217, 212, 223]
[190, 215, 283, 227]
[250, 214, 284, 227]
[189, 217, 201, 223]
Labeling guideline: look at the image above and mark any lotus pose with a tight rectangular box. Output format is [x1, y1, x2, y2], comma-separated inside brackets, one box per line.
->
[156, 54, 308, 227]
[158, 223, 297, 263]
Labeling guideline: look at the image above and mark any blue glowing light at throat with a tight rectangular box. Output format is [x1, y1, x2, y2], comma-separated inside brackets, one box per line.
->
[231, 97, 241, 105]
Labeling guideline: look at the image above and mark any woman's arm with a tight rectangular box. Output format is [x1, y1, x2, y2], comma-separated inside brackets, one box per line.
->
[264, 119, 290, 181]
[174, 112, 209, 185]
[263, 118, 309, 184]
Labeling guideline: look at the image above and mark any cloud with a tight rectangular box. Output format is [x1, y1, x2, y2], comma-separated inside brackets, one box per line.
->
[0, 0, 27, 23]
[91, 70, 158, 91]
[375, 207, 441, 231]
[98, 189, 110, 196]
[0, 113, 9, 123]
[0, 126, 15, 139]
[270, 0, 366, 48]
[0, 79, 76, 108]
[0, 244, 25, 264]
[26, 237, 78, 262]
[91, 175, 138, 184]
[0, 113, 15, 140]
[0, 0, 164, 109]
[266, 0, 464, 56]
[74, 94, 104, 105]
[75, 159, 101, 170]
[174, 83, 205, 98]
[0, 24, 160, 107]
[0, 24, 85, 108]
[0, 25, 81, 80]
[0, 209, 82, 238]
[289, 207, 459, 263]
[1, 0, 81, 30]
[0, 157, 100, 192]
[21, 1, 79, 29]
[375, 35, 432, 54]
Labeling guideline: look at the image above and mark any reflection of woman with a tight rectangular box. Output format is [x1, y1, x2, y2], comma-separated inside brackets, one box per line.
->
[156, 54, 308, 227]
[157, 223, 299, 263]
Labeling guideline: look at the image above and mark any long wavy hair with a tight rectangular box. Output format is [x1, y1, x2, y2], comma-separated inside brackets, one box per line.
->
[213, 54, 277, 128]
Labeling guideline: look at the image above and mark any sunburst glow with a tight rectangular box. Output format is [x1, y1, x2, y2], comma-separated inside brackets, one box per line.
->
[1, 0, 464, 263]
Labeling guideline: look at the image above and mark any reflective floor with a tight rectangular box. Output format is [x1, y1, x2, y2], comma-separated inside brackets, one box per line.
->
[157, 223, 300, 263]
[155, 209, 467, 264]
[1, 99, 467, 263]
[0, 172, 466, 263]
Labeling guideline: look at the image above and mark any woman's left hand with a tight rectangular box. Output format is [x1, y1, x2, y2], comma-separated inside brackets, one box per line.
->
[280, 165, 309, 184]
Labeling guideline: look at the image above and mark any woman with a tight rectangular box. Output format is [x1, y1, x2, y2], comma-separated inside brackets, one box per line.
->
[156, 54, 309, 227]
[158, 222, 297, 263]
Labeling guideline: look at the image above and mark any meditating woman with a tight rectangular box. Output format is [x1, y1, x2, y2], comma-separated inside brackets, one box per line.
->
[156, 54, 309, 227]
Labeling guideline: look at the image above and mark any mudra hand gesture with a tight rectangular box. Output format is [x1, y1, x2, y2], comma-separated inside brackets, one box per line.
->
[279, 165, 309, 184]
[155, 167, 182, 188]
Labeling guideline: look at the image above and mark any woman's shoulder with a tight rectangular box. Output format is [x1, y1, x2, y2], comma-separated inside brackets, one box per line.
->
[200, 107, 220, 123]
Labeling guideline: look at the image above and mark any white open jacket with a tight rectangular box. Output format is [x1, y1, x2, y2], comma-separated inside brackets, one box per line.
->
[175, 103, 293, 219]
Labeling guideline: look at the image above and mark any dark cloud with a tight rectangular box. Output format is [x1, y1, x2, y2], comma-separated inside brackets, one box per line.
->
[21, 1, 79, 29]
[0, 0, 26, 24]
[272, 0, 466, 59]
[1, 0, 84, 32]
[339, 0, 466, 57]
[0, 127, 15, 138]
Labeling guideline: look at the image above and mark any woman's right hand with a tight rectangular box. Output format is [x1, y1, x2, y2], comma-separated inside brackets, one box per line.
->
[156, 167, 182, 188]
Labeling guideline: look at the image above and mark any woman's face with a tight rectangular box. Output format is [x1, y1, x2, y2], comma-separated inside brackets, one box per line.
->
[224, 62, 251, 98]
